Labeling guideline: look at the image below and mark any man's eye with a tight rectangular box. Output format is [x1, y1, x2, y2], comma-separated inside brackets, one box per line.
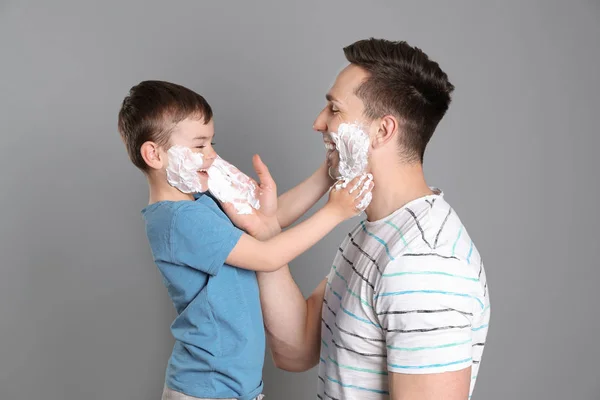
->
[330, 104, 339, 113]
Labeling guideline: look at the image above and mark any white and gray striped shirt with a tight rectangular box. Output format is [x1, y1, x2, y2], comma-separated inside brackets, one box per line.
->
[318, 189, 490, 399]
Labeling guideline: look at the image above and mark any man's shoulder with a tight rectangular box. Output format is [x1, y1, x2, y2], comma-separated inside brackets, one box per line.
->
[391, 193, 474, 250]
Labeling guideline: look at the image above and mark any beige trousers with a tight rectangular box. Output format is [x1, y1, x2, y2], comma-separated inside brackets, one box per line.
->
[161, 386, 264, 400]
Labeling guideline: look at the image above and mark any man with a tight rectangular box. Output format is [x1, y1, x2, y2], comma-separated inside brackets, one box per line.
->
[227, 38, 490, 400]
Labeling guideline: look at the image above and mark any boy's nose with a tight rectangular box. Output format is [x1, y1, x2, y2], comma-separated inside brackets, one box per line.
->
[206, 148, 217, 160]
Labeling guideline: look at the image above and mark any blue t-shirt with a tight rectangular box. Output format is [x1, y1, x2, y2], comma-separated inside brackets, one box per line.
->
[141, 193, 265, 400]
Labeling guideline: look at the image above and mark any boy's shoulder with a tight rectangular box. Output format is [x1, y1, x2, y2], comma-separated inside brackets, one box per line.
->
[142, 194, 231, 235]
[142, 194, 242, 270]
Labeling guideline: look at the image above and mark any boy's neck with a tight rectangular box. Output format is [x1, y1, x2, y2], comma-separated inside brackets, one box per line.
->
[364, 160, 433, 222]
[147, 175, 196, 204]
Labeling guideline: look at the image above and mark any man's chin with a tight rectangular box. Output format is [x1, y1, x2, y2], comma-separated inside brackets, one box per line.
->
[328, 166, 341, 180]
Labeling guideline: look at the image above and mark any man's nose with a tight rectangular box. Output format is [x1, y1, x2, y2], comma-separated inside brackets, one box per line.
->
[313, 107, 328, 133]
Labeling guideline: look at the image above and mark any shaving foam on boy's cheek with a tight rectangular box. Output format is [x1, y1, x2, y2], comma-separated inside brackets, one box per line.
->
[166, 145, 206, 193]
[207, 156, 260, 215]
[330, 122, 373, 209]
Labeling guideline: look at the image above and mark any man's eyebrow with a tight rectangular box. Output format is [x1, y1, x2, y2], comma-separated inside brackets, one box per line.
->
[326, 93, 340, 103]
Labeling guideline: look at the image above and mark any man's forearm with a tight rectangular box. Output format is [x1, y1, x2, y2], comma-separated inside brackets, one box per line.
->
[257, 267, 325, 372]
[254, 223, 325, 372]
[277, 162, 333, 229]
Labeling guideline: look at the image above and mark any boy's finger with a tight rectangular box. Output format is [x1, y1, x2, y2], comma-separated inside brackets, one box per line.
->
[347, 175, 362, 187]
[349, 174, 368, 194]
[356, 179, 374, 199]
[355, 184, 374, 211]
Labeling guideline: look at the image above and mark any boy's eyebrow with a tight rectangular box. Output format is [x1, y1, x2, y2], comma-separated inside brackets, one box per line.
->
[193, 135, 213, 140]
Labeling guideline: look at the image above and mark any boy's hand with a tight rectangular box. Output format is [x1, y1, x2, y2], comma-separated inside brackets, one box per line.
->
[325, 174, 374, 220]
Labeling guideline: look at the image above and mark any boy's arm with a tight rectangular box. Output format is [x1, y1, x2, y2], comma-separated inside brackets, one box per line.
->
[276, 161, 333, 229]
[225, 174, 370, 272]
[226, 207, 340, 272]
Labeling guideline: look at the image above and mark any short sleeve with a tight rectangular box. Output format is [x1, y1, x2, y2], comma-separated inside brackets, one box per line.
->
[374, 255, 483, 374]
[171, 203, 243, 276]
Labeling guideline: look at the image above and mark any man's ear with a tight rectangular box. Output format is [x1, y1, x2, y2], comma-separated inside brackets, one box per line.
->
[372, 115, 399, 149]
[140, 141, 166, 170]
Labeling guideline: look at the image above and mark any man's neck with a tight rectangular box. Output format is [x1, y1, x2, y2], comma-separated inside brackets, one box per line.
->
[148, 176, 196, 204]
[365, 161, 433, 222]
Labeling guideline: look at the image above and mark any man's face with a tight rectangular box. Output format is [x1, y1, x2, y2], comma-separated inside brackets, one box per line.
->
[164, 117, 217, 189]
[313, 64, 372, 179]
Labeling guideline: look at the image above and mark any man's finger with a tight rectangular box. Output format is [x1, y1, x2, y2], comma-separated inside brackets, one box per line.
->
[253, 154, 275, 187]
[221, 201, 235, 215]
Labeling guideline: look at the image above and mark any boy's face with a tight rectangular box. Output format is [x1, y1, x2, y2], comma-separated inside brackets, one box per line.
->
[163, 117, 217, 189]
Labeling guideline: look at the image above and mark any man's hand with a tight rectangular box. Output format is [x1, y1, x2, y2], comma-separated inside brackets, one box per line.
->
[221, 154, 280, 240]
[251, 154, 277, 218]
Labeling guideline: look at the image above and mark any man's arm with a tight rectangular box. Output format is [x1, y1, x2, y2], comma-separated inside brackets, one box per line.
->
[389, 369, 471, 400]
[241, 205, 326, 371]
[378, 255, 481, 400]
[258, 265, 326, 371]
[221, 156, 330, 370]
[276, 161, 333, 229]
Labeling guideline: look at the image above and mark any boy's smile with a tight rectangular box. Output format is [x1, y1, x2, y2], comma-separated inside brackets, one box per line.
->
[168, 117, 217, 191]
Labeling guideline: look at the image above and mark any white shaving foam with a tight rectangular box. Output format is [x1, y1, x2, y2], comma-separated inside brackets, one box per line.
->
[166, 145, 206, 193]
[330, 123, 373, 209]
[207, 156, 260, 215]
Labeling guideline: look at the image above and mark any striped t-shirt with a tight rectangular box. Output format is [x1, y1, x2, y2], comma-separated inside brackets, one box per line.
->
[318, 189, 490, 399]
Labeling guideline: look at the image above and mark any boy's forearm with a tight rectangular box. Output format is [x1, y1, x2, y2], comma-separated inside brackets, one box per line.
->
[226, 206, 341, 273]
[277, 162, 333, 229]
[264, 206, 341, 269]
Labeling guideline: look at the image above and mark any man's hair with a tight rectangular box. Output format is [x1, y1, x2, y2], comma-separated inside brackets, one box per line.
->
[117, 80, 213, 172]
[343, 38, 454, 162]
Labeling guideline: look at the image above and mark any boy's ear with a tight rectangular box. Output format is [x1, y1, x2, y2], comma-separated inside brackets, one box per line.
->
[140, 141, 165, 170]
[371, 115, 399, 149]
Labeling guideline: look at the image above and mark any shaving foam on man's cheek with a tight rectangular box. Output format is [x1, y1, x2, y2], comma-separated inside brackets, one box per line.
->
[330, 122, 373, 209]
[207, 156, 260, 215]
[330, 123, 370, 179]
[166, 145, 206, 193]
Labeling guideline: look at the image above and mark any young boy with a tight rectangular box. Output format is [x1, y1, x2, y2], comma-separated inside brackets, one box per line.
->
[117, 80, 373, 400]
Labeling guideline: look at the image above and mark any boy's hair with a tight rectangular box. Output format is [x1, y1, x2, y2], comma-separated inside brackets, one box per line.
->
[118, 80, 213, 172]
[343, 38, 454, 163]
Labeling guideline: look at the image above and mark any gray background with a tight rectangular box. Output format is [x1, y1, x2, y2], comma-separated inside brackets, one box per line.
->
[1, 0, 599, 399]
